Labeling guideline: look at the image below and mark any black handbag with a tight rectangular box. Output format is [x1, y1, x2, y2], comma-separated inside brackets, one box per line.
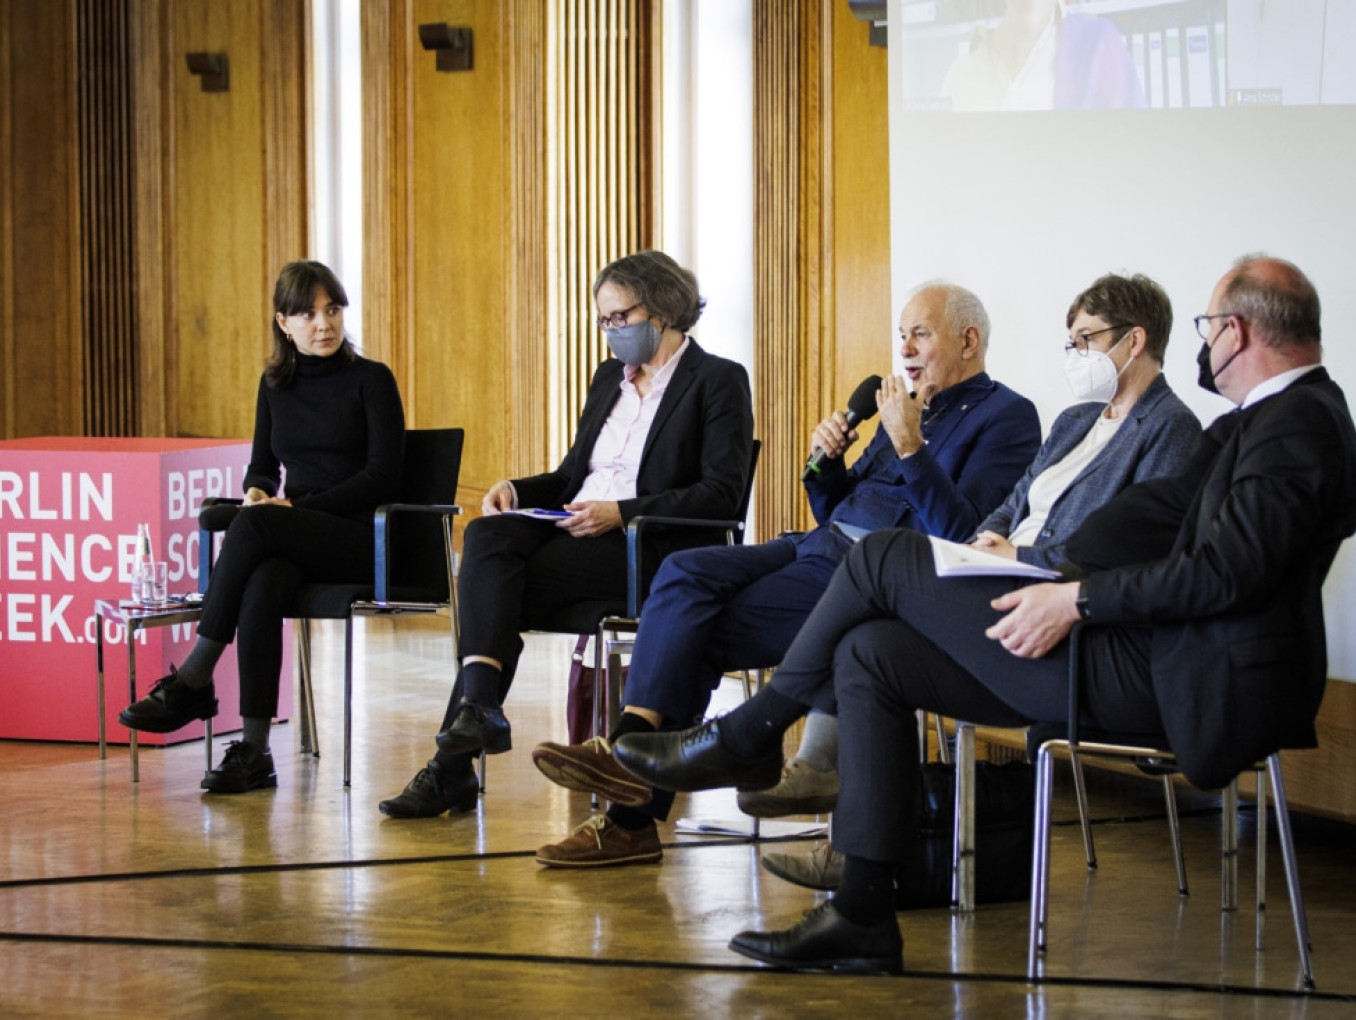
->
[895, 760, 1035, 910]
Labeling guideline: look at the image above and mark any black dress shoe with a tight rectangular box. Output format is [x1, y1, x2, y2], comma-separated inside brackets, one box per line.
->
[201, 740, 277, 794]
[611, 719, 782, 793]
[118, 667, 218, 733]
[379, 759, 481, 818]
[435, 698, 512, 755]
[729, 901, 903, 974]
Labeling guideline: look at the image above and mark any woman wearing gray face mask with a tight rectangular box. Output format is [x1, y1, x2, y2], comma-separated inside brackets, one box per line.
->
[379, 250, 755, 823]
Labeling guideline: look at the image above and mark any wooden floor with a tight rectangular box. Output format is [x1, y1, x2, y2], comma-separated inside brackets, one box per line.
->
[3, 617, 1356, 1017]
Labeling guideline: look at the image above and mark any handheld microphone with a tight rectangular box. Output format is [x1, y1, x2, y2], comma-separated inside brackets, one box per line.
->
[802, 374, 884, 481]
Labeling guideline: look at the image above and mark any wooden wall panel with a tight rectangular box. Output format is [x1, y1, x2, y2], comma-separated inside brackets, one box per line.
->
[752, 0, 826, 538]
[1, 0, 81, 439]
[364, 0, 513, 509]
[829, 8, 891, 414]
[366, 0, 653, 516]
[77, 0, 136, 437]
[751, 2, 889, 538]
[167, 0, 306, 440]
[545, 0, 654, 466]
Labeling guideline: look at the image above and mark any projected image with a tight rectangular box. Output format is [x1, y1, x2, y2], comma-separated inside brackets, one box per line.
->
[898, 0, 1356, 111]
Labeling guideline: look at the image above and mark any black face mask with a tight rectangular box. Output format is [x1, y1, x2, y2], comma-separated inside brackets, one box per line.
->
[1196, 334, 1242, 395]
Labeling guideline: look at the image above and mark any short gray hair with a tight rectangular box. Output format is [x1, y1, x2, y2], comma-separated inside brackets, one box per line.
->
[593, 250, 707, 333]
[909, 280, 991, 349]
[1224, 254, 1321, 348]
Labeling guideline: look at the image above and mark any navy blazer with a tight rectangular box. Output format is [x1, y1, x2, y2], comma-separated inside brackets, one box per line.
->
[804, 373, 1042, 543]
[511, 339, 754, 528]
[978, 374, 1200, 569]
[1074, 369, 1356, 789]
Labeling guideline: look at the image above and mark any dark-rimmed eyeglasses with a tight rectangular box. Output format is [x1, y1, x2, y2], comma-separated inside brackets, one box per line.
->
[597, 302, 644, 331]
[1193, 312, 1238, 341]
[1064, 323, 1132, 357]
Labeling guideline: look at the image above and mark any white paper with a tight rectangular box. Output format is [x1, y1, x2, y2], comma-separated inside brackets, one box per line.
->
[929, 535, 1061, 580]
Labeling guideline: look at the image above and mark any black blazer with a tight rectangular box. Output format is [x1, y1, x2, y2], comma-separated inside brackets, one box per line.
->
[1074, 369, 1356, 789]
[512, 339, 754, 535]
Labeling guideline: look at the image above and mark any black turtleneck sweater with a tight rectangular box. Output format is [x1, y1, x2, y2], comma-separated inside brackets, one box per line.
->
[243, 351, 405, 522]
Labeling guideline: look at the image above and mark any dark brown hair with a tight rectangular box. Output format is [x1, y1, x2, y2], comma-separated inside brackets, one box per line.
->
[265, 260, 357, 388]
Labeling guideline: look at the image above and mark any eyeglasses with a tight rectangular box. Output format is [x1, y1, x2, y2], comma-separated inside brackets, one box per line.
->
[597, 302, 644, 330]
[1064, 323, 1132, 356]
[1194, 312, 1238, 341]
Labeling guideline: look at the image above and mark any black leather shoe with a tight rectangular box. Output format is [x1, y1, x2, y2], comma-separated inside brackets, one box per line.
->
[435, 698, 512, 755]
[379, 759, 481, 818]
[201, 740, 277, 794]
[612, 719, 782, 793]
[729, 901, 903, 974]
[118, 667, 218, 733]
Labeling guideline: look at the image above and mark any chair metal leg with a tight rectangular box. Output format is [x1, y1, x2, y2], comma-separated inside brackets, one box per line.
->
[934, 713, 952, 765]
[1068, 749, 1097, 869]
[297, 619, 320, 757]
[1027, 743, 1056, 979]
[953, 721, 976, 912]
[1221, 778, 1239, 911]
[1254, 766, 1266, 947]
[1266, 753, 1315, 988]
[1162, 773, 1188, 896]
[342, 615, 353, 788]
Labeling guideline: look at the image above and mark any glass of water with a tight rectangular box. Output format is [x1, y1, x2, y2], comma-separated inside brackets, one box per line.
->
[149, 561, 169, 603]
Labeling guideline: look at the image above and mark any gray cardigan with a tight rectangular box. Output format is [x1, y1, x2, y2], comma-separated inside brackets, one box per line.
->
[976, 373, 1201, 570]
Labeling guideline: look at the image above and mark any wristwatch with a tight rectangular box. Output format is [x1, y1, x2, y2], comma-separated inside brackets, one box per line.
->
[1075, 582, 1092, 621]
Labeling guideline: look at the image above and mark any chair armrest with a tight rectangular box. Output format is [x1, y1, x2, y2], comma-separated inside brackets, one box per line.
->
[196, 498, 245, 593]
[374, 502, 463, 602]
[624, 514, 745, 618]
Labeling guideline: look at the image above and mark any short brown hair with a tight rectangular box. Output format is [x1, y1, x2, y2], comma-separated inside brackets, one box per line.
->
[1067, 273, 1173, 363]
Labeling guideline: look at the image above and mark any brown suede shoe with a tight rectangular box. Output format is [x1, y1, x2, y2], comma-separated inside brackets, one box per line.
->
[736, 758, 839, 817]
[536, 814, 662, 868]
[532, 736, 653, 807]
[761, 840, 843, 891]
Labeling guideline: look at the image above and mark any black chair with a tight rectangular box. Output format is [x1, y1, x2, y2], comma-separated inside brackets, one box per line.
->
[198, 427, 464, 787]
[1025, 623, 1316, 988]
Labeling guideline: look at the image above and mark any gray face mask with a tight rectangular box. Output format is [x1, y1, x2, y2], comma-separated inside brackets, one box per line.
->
[605, 319, 662, 366]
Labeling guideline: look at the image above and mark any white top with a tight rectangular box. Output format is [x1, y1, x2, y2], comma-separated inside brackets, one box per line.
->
[1006, 411, 1123, 548]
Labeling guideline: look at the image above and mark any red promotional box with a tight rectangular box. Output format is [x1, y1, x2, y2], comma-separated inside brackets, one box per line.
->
[0, 437, 292, 744]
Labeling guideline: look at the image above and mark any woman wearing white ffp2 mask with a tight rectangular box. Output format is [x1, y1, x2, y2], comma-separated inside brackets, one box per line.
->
[1062, 324, 1135, 402]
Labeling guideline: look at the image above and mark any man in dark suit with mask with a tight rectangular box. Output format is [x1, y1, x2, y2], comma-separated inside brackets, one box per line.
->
[613, 255, 1356, 973]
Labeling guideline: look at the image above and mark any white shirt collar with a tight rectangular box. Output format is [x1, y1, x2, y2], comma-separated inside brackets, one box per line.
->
[1240, 363, 1322, 409]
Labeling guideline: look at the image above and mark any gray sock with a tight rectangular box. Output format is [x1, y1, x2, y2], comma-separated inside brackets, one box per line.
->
[177, 636, 227, 689]
[242, 716, 271, 752]
[793, 711, 839, 773]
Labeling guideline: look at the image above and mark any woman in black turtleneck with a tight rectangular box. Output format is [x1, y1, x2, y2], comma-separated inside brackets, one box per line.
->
[119, 261, 405, 792]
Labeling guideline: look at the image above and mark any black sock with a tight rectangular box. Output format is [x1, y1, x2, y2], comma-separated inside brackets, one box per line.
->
[608, 712, 657, 743]
[431, 750, 476, 780]
[241, 717, 271, 752]
[460, 662, 502, 707]
[716, 686, 806, 758]
[176, 636, 226, 689]
[606, 804, 655, 831]
[831, 855, 896, 927]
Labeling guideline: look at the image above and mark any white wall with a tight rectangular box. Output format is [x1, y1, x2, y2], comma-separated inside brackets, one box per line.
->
[659, 0, 754, 375]
[310, 0, 363, 341]
[887, 1, 1356, 677]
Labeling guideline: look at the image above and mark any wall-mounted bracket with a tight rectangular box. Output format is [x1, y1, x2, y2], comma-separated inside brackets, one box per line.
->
[417, 24, 473, 72]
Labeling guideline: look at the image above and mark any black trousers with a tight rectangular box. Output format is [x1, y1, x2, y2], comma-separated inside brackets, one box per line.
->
[442, 514, 629, 721]
[769, 528, 1160, 863]
[197, 505, 374, 719]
